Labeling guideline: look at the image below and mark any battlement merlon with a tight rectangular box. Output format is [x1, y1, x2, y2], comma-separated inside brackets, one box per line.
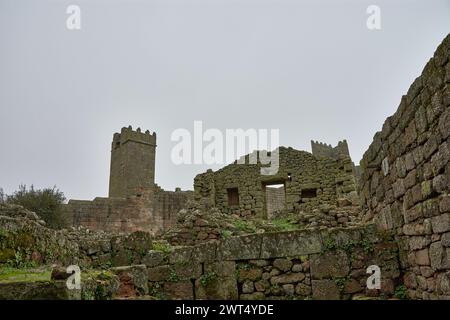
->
[311, 139, 350, 160]
[112, 126, 157, 150]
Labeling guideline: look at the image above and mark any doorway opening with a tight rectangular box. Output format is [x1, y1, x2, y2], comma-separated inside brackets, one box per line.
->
[263, 182, 286, 219]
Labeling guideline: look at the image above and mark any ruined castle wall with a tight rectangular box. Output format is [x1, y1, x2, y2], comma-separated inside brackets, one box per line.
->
[64, 194, 161, 235]
[359, 34, 450, 299]
[152, 189, 194, 231]
[63, 189, 193, 235]
[194, 147, 358, 217]
[311, 140, 350, 160]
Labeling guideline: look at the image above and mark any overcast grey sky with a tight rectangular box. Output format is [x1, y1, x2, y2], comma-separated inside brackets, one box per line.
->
[0, 0, 449, 200]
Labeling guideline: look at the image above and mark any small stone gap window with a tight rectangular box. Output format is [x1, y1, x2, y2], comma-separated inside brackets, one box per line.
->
[301, 188, 317, 198]
[227, 188, 239, 206]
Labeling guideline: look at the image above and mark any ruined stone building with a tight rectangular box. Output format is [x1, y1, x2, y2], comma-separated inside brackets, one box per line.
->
[63, 126, 193, 235]
[194, 141, 359, 218]
[64, 123, 359, 234]
[1, 33, 449, 302]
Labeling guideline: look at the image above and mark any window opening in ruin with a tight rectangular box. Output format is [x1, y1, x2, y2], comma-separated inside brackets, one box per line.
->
[264, 183, 286, 219]
[301, 188, 317, 198]
[227, 188, 239, 206]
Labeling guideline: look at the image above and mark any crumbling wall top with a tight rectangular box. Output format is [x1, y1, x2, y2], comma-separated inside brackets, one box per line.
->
[112, 125, 156, 148]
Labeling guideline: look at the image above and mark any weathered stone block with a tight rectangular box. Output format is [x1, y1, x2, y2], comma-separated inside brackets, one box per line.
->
[254, 279, 269, 292]
[404, 272, 417, 288]
[441, 196, 450, 213]
[404, 170, 417, 190]
[273, 258, 292, 272]
[431, 213, 450, 233]
[242, 280, 254, 294]
[439, 108, 450, 140]
[409, 236, 431, 251]
[423, 198, 440, 218]
[420, 266, 434, 277]
[404, 203, 423, 224]
[433, 175, 448, 194]
[436, 271, 450, 294]
[111, 264, 148, 296]
[168, 247, 193, 265]
[295, 283, 311, 296]
[310, 250, 349, 280]
[430, 242, 450, 270]
[218, 234, 262, 260]
[163, 281, 193, 299]
[270, 272, 306, 285]
[205, 261, 236, 277]
[312, 280, 340, 300]
[442, 233, 450, 247]
[260, 230, 322, 259]
[195, 276, 238, 300]
[142, 250, 166, 267]
[415, 248, 430, 266]
[238, 268, 262, 283]
[147, 265, 171, 282]
[192, 242, 217, 263]
[344, 279, 363, 294]
[393, 179, 406, 198]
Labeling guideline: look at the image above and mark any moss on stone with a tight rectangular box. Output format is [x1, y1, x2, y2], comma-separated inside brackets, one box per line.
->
[0, 267, 51, 283]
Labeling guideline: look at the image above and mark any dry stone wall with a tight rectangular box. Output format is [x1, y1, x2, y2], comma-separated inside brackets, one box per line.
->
[0, 204, 153, 269]
[141, 225, 400, 300]
[360, 33, 450, 299]
[0, 203, 402, 300]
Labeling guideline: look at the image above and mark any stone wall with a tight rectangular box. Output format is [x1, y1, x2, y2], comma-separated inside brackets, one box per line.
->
[0, 204, 153, 269]
[0, 203, 402, 300]
[63, 188, 193, 235]
[141, 225, 400, 300]
[359, 33, 450, 299]
[194, 146, 358, 218]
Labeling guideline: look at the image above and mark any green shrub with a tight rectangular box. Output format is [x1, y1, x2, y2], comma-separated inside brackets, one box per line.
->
[6, 185, 67, 229]
[152, 241, 172, 254]
[220, 230, 233, 239]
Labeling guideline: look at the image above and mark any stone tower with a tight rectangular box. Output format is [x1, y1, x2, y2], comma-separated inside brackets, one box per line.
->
[108, 126, 157, 198]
